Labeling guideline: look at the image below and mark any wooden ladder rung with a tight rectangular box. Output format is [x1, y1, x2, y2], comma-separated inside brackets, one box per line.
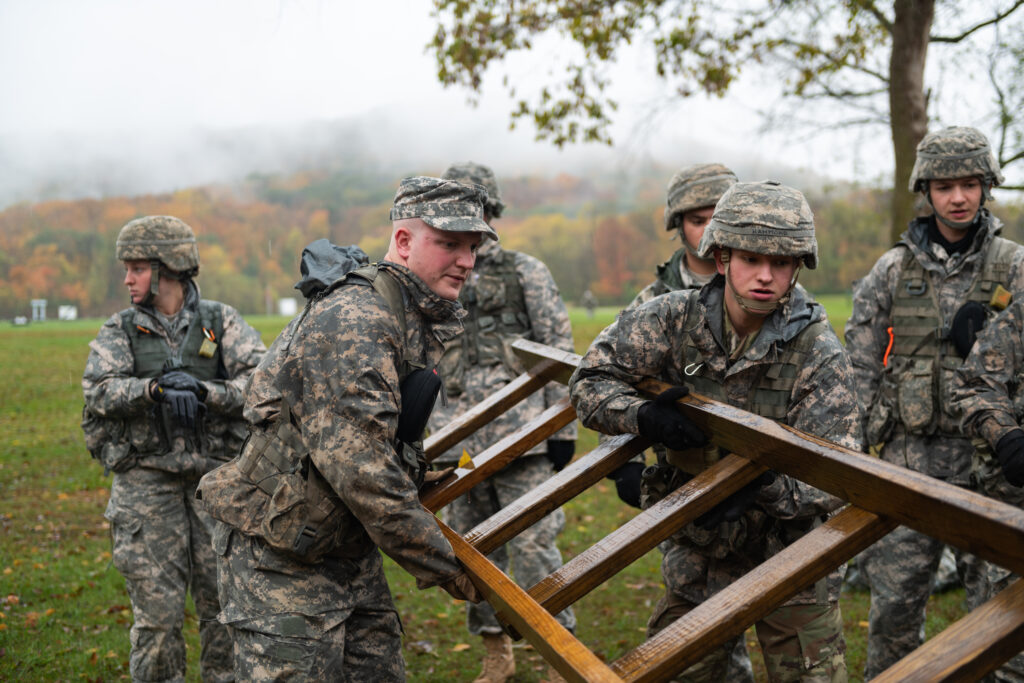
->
[463, 434, 649, 556]
[530, 454, 764, 618]
[421, 397, 576, 513]
[424, 362, 560, 462]
[874, 578, 1024, 683]
[436, 517, 624, 683]
[610, 505, 897, 683]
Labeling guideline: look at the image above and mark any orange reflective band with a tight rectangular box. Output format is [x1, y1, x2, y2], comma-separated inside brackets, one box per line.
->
[883, 326, 894, 367]
[136, 325, 152, 335]
[203, 327, 216, 342]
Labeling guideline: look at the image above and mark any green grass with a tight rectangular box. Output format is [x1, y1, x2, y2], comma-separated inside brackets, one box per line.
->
[0, 304, 964, 681]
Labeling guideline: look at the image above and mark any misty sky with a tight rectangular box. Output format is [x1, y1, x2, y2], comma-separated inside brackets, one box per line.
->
[0, 0, 908, 205]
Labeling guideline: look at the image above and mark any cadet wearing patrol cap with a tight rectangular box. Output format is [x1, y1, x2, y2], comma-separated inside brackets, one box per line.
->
[845, 126, 1024, 679]
[198, 176, 492, 681]
[570, 181, 861, 682]
[82, 215, 267, 682]
[426, 161, 576, 683]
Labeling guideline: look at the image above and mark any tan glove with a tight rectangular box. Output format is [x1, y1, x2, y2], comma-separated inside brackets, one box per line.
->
[441, 571, 483, 604]
[419, 466, 456, 495]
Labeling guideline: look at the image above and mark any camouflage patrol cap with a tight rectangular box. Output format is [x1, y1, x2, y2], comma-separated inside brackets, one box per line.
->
[909, 126, 1004, 193]
[115, 215, 200, 274]
[390, 176, 498, 240]
[442, 161, 505, 218]
[697, 181, 818, 269]
[664, 163, 738, 230]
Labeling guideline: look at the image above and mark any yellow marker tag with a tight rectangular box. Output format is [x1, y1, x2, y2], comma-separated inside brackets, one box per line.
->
[458, 449, 474, 469]
[198, 338, 218, 358]
[990, 284, 1012, 311]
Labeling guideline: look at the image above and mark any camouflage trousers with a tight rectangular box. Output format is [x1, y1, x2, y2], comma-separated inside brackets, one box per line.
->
[862, 522, 987, 680]
[105, 467, 232, 682]
[443, 454, 576, 635]
[215, 527, 404, 682]
[648, 540, 846, 682]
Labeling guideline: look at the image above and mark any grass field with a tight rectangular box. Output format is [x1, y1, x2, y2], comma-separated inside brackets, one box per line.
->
[0, 298, 965, 681]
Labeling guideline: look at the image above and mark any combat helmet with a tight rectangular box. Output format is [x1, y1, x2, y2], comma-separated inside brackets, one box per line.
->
[442, 162, 505, 219]
[909, 126, 1004, 199]
[697, 180, 816, 315]
[664, 163, 738, 231]
[116, 215, 200, 304]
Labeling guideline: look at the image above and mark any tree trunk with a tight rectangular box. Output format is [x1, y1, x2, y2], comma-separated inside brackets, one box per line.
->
[888, 0, 935, 243]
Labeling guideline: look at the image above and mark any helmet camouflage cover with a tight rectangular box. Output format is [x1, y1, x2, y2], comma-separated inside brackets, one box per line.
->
[442, 161, 505, 218]
[909, 126, 1004, 193]
[664, 163, 738, 230]
[115, 215, 200, 274]
[697, 180, 818, 269]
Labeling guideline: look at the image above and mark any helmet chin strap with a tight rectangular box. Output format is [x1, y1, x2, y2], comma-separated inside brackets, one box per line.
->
[678, 228, 714, 263]
[721, 250, 800, 316]
[135, 259, 162, 307]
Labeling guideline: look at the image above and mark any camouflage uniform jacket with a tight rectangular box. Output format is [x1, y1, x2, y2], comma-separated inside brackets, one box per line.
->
[241, 262, 466, 591]
[845, 211, 1024, 481]
[953, 299, 1024, 450]
[626, 248, 712, 311]
[570, 279, 861, 601]
[82, 281, 265, 475]
[430, 239, 576, 464]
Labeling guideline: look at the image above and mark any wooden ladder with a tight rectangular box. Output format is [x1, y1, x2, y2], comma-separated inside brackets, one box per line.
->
[420, 339, 1024, 682]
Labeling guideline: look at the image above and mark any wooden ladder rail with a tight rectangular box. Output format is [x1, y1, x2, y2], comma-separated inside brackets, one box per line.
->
[423, 338, 1024, 681]
[514, 339, 1024, 680]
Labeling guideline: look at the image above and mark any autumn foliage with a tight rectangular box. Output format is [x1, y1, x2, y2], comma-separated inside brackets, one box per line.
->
[1, 168, 1022, 319]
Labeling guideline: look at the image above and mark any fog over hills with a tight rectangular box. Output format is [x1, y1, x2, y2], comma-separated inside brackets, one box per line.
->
[0, 109, 840, 211]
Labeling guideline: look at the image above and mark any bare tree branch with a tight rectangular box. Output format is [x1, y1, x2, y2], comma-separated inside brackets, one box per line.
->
[930, 0, 1024, 42]
[851, 0, 894, 33]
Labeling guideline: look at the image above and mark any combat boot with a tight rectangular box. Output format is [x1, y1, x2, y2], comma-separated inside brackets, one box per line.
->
[473, 633, 514, 683]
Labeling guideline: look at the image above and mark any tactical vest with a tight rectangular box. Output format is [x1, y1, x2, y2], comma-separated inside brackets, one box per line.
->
[198, 266, 423, 563]
[81, 301, 226, 472]
[459, 249, 531, 366]
[651, 249, 688, 297]
[885, 235, 1018, 434]
[125, 301, 225, 382]
[680, 292, 829, 421]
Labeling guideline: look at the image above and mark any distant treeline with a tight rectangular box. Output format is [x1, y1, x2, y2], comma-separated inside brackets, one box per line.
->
[2, 169, 1022, 318]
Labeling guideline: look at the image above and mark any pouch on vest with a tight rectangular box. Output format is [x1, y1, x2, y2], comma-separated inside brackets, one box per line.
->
[896, 357, 936, 434]
[81, 405, 136, 474]
[865, 372, 898, 446]
[197, 409, 365, 564]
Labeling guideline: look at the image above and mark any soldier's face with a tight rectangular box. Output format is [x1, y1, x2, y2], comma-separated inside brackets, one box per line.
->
[123, 260, 152, 304]
[404, 223, 480, 300]
[718, 249, 798, 305]
[930, 176, 983, 230]
[680, 206, 714, 252]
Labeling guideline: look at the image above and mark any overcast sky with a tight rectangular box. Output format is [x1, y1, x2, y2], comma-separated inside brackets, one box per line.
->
[0, 0, 915, 205]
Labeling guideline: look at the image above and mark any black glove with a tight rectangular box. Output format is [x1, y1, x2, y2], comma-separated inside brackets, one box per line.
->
[158, 370, 208, 401]
[545, 440, 575, 471]
[996, 429, 1024, 487]
[696, 471, 776, 530]
[155, 387, 203, 429]
[951, 301, 987, 359]
[607, 461, 645, 508]
[636, 386, 707, 451]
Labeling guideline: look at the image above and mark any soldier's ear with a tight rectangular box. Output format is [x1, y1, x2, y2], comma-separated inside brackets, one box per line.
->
[394, 224, 414, 259]
[714, 248, 727, 275]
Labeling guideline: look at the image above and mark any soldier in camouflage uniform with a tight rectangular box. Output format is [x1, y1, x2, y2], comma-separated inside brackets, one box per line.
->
[953, 302, 1024, 682]
[82, 216, 266, 682]
[571, 181, 861, 682]
[426, 162, 577, 683]
[197, 177, 494, 681]
[613, 162, 755, 683]
[845, 126, 1024, 679]
[628, 163, 737, 310]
